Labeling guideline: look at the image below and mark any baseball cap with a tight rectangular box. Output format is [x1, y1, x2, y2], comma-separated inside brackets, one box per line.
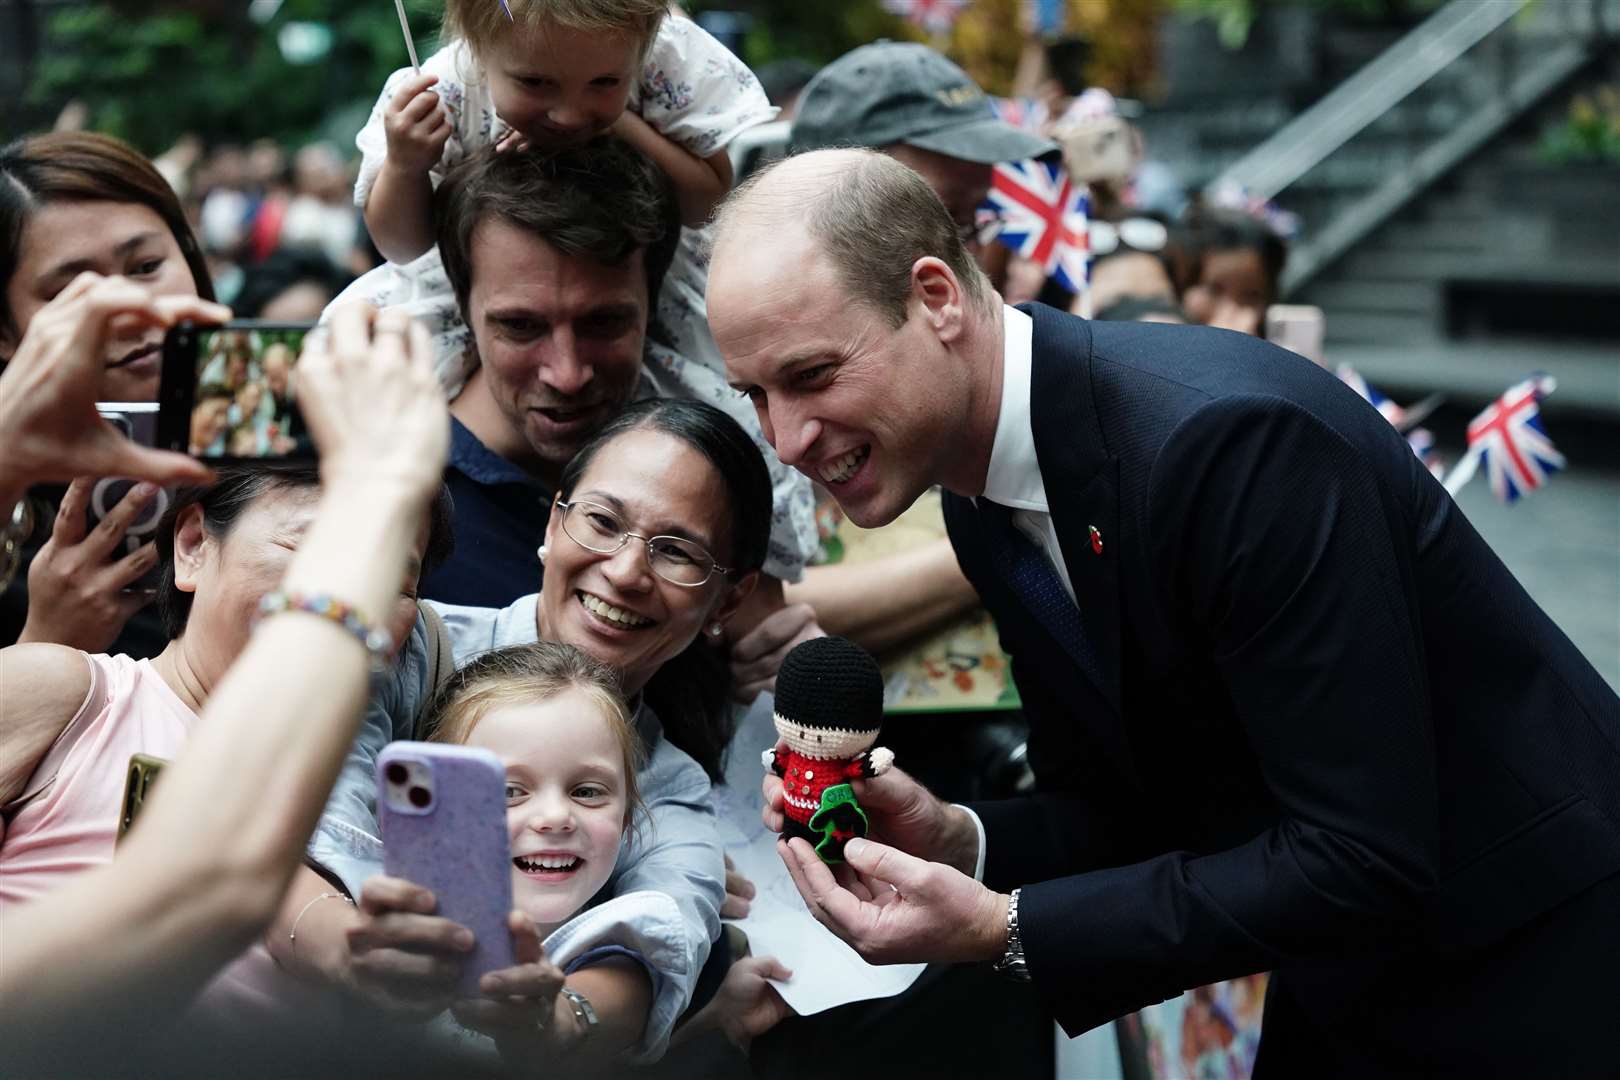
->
[791, 41, 1056, 164]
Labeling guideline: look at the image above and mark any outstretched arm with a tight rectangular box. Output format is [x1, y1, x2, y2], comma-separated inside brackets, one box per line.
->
[0, 307, 449, 1063]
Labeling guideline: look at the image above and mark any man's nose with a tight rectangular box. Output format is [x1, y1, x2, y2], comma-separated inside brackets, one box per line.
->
[769, 404, 821, 469]
[540, 333, 594, 397]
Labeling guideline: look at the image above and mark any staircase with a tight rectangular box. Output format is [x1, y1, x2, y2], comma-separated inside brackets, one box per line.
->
[1147, 0, 1618, 413]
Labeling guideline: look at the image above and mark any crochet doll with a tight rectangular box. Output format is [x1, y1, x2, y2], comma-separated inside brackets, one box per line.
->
[762, 636, 894, 863]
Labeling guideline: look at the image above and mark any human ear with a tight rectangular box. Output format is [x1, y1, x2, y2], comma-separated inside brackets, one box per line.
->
[911, 257, 965, 343]
[170, 505, 210, 595]
[710, 570, 759, 629]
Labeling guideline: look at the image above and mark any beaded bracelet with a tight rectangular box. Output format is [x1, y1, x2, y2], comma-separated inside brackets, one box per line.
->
[257, 590, 394, 660]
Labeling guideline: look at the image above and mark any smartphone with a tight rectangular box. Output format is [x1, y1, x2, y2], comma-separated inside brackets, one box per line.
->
[116, 752, 167, 844]
[1265, 304, 1326, 368]
[91, 403, 169, 595]
[377, 742, 516, 995]
[157, 320, 314, 461]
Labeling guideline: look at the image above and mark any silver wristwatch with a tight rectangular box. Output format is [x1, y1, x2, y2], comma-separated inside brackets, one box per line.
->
[560, 987, 598, 1039]
[992, 888, 1031, 981]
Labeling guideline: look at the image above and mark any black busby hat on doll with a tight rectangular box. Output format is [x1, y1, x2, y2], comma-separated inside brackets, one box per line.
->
[762, 635, 894, 863]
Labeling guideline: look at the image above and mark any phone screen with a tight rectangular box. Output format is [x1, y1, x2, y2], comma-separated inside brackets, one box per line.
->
[185, 324, 313, 459]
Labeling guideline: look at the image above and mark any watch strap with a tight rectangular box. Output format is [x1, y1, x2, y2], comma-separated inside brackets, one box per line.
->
[560, 987, 598, 1038]
[992, 887, 1031, 981]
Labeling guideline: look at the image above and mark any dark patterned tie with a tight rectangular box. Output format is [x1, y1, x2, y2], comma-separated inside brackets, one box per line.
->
[977, 498, 1102, 689]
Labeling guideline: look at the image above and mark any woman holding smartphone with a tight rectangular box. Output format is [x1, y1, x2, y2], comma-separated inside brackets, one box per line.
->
[274, 400, 774, 1071]
[0, 299, 451, 1071]
[1, 132, 219, 655]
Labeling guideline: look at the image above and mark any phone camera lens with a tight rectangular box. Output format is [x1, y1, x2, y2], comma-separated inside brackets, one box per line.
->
[385, 762, 408, 786]
[408, 785, 432, 809]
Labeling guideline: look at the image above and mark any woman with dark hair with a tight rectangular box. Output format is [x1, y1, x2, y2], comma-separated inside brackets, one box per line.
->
[2, 131, 215, 393]
[275, 397, 771, 1069]
[1, 131, 219, 655]
[1175, 205, 1289, 337]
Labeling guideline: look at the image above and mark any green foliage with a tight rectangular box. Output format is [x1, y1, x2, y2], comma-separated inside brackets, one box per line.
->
[23, 0, 440, 156]
[682, 0, 911, 71]
[1537, 87, 1620, 166]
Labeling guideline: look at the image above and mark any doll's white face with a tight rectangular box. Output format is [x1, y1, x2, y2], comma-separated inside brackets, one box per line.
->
[773, 712, 878, 760]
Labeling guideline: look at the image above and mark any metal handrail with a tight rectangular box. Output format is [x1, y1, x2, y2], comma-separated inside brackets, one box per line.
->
[1214, 0, 1529, 200]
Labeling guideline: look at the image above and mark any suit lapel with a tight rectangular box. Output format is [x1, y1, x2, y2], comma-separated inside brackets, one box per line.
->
[1022, 304, 1125, 724]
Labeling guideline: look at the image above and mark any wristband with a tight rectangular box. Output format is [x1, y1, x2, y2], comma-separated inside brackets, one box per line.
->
[257, 590, 394, 659]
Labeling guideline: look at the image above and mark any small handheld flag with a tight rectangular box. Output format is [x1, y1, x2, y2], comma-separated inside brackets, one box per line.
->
[393, 0, 421, 70]
[983, 157, 1091, 305]
[1443, 374, 1564, 502]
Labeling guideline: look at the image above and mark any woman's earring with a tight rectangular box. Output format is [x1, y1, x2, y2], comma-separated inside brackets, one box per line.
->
[537, 544, 549, 564]
[708, 623, 724, 638]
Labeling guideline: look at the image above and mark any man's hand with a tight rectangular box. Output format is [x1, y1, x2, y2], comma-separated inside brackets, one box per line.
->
[779, 836, 1008, 965]
[724, 575, 825, 701]
[762, 765, 980, 878]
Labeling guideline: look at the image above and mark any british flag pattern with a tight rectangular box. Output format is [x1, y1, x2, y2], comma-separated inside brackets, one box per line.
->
[984, 157, 1091, 295]
[1466, 374, 1564, 503]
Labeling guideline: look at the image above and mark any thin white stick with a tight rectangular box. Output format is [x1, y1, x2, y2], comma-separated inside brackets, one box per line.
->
[1442, 443, 1480, 497]
[393, 0, 421, 70]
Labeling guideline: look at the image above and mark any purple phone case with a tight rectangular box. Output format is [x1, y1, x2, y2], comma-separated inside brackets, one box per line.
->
[377, 742, 516, 996]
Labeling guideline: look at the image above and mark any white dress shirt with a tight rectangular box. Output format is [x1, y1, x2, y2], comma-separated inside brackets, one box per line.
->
[979, 305, 1077, 603]
[962, 306, 1082, 886]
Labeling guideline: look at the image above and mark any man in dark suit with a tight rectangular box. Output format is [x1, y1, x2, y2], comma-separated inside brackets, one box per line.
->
[706, 148, 1620, 1074]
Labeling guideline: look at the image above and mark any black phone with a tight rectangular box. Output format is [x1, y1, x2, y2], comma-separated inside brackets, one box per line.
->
[117, 752, 167, 844]
[157, 320, 315, 462]
[92, 403, 169, 594]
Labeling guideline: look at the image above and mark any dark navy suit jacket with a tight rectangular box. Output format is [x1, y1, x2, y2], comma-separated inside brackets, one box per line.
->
[946, 304, 1620, 1072]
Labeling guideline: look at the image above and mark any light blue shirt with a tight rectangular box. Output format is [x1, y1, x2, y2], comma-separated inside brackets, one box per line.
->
[308, 594, 725, 1060]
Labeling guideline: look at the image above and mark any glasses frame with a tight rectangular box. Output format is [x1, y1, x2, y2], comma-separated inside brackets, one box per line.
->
[556, 499, 733, 588]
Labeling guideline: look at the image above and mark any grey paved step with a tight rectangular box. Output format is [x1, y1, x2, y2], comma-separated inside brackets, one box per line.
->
[1300, 280, 1442, 315]
[1322, 310, 1441, 345]
[1325, 338, 1620, 414]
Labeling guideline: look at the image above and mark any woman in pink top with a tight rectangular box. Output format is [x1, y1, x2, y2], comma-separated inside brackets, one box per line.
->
[0, 459, 450, 1054]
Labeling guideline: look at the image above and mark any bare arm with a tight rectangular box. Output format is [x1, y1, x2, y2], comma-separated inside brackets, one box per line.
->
[0, 643, 92, 808]
[0, 307, 448, 1061]
[362, 71, 450, 264]
[786, 537, 979, 655]
[364, 162, 438, 265]
[610, 111, 732, 227]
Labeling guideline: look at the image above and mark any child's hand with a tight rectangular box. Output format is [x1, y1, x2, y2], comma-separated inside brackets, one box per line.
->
[451, 910, 569, 1055]
[383, 72, 451, 175]
[495, 129, 530, 154]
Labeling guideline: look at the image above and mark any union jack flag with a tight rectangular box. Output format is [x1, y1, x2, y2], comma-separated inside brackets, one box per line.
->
[989, 96, 1049, 134]
[983, 157, 1091, 295]
[881, 0, 969, 34]
[1466, 374, 1564, 502]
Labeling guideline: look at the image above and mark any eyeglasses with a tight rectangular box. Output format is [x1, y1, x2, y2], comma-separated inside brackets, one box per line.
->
[557, 499, 731, 587]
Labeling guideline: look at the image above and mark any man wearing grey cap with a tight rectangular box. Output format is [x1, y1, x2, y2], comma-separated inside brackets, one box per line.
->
[792, 41, 1055, 247]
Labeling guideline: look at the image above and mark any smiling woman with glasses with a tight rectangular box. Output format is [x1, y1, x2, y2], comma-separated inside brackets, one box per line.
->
[284, 397, 776, 1070]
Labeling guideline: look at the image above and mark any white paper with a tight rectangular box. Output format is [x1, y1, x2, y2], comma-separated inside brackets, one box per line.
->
[715, 695, 927, 1016]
